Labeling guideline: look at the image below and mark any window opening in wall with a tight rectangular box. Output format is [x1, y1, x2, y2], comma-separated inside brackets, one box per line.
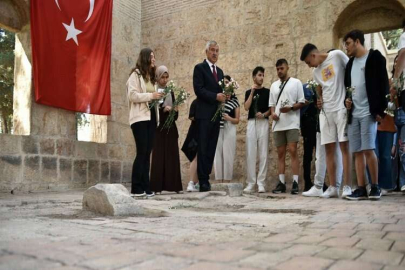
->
[76, 112, 107, 143]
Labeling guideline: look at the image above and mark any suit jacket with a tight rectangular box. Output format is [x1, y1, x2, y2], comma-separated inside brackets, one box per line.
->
[193, 59, 224, 120]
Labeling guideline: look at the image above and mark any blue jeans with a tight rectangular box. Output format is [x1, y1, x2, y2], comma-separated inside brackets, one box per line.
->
[395, 108, 405, 188]
[375, 131, 395, 190]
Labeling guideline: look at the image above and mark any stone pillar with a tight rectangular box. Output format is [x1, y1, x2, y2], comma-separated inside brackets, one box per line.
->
[12, 26, 31, 135]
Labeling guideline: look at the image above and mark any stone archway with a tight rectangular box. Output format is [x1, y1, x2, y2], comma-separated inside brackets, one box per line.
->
[0, 0, 29, 32]
[333, 0, 405, 47]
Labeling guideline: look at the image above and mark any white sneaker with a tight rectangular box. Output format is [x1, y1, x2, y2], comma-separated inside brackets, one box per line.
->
[187, 181, 198, 192]
[243, 184, 255, 193]
[258, 186, 266, 193]
[131, 192, 146, 197]
[320, 186, 339, 198]
[401, 185, 405, 192]
[381, 189, 388, 196]
[146, 192, 155, 198]
[341, 185, 352, 199]
[302, 186, 323, 197]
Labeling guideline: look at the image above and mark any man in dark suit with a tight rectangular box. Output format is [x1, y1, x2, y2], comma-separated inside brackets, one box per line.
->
[193, 40, 226, 192]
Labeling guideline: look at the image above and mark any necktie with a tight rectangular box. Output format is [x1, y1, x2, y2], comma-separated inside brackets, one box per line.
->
[212, 65, 218, 82]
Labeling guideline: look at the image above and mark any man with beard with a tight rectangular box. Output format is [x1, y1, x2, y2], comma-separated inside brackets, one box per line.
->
[269, 59, 305, 194]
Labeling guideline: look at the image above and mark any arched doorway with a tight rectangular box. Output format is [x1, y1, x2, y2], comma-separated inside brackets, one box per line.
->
[333, 0, 405, 47]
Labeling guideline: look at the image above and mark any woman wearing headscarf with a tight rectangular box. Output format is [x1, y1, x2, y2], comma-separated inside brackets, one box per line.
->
[150, 66, 183, 193]
[126, 48, 163, 197]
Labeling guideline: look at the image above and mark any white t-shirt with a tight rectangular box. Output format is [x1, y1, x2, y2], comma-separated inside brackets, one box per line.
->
[351, 52, 370, 118]
[398, 32, 405, 83]
[269, 77, 305, 132]
[313, 50, 349, 113]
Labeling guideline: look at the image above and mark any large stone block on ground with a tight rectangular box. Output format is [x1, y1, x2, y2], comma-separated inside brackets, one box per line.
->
[82, 184, 144, 216]
[211, 183, 243, 197]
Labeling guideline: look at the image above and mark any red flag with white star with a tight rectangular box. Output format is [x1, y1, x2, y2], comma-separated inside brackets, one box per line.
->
[30, 0, 112, 115]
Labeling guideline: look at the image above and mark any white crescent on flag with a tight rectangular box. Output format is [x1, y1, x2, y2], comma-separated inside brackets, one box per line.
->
[85, 0, 95, 22]
[55, 0, 95, 22]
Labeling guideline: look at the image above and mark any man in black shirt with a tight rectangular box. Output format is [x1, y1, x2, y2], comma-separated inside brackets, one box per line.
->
[243, 66, 271, 193]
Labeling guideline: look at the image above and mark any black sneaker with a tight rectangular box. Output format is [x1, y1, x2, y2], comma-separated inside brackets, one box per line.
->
[346, 188, 367, 200]
[369, 184, 381, 200]
[291, 181, 299, 195]
[272, 181, 286, 194]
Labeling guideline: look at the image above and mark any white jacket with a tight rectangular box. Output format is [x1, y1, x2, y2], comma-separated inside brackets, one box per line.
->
[126, 69, 159, 125]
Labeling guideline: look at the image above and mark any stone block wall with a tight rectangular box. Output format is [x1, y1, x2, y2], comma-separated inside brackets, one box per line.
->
[141, 0, 405, 188]
[0, 134, 133, 192]
[0, 0, 141, 193]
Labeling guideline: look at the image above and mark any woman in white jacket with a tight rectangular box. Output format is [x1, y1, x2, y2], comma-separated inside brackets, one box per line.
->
[126, 48, 163, 197]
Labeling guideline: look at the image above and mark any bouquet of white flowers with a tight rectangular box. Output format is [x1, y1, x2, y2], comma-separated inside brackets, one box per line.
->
[384, 94, 396, 117]
[272, 99, 290, 131]
[148, 81, 174, 110]
[161, 85, 190, 131]
[211, 77, 240, 122]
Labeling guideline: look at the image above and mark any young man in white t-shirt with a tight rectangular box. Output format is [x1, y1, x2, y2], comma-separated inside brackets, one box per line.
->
[269, 59, 305, 194]
[300, 44, 352, 198]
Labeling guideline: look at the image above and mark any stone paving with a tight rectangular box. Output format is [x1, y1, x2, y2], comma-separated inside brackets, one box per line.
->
[1, 189, 405, 270]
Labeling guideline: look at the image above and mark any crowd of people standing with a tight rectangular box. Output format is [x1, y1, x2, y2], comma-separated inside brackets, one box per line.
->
[126, 21, 405, 201]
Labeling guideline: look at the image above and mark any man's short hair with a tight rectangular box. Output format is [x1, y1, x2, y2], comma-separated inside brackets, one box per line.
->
[205, 40, 218, 51]
[275, 59, 288, 67]
[252, 66, 265, 77]
[300, 43, 318, 61]
[344, 29, 365, 46]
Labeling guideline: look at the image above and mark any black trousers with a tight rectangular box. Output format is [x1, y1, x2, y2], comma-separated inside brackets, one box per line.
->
[130, 110, 156, 194]
[196, 119, 220, 187]
[302, 131, 317, 190]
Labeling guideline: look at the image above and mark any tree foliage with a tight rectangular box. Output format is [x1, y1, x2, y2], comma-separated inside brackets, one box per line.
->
[0, 28, 15, 134]
[382, 29, 402, 50]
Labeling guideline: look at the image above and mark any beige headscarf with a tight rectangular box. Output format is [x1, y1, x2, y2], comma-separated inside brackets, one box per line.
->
[156, 65, 169, 87]
[155, 65, 173, 107]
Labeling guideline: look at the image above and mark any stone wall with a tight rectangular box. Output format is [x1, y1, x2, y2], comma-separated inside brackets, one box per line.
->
[0, 134, 132, 192]
[0, 0, 141, 193]
[141, 0, 405, 188]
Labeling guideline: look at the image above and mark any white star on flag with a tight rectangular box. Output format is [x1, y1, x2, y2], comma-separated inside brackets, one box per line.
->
[62, 18, 82, 46]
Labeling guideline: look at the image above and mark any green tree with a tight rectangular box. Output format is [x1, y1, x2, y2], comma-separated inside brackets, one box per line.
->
[0, 28, 15, 134]
[382, 29, 402, 50]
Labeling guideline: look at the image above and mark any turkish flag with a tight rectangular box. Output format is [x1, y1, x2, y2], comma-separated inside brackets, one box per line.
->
[30, 0, 112, 115]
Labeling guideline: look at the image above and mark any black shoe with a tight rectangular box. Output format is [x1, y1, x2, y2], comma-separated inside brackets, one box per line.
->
[272, 181, 286, 194]
[291, 181, 299, 195]
[146, 191, 155, 198]
[346, 187, 367, 200]
[369, 184, 381, 200]
[199, 183, 211, 192]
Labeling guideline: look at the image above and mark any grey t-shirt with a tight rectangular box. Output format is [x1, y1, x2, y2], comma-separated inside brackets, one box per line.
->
[351, 53, 370, 118]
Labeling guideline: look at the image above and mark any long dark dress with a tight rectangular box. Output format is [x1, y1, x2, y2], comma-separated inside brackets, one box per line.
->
[150, 92, 183, 193]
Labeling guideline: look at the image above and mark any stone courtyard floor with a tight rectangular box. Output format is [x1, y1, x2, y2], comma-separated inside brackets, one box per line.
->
[1, 189, 405, 270]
